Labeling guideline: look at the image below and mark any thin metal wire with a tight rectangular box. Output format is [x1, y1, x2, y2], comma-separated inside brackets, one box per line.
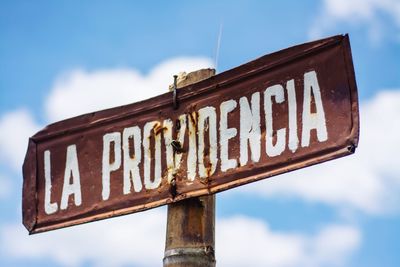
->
[214, 22, 223, 72]
[173, 75, 178, 109]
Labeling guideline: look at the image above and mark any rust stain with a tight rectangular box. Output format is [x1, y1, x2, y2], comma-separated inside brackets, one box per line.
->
[206, 166, 212, 179]
[153, 122, 167, 136]
[175, 119, 181, 130]
[188, 110, 198, 126]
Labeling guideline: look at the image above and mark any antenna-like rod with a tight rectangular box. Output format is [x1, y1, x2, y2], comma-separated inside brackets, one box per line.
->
[214, 22, 223, 72]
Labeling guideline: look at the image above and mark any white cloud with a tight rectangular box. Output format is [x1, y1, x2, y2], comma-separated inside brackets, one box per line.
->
[45, 57, 214, 122]
[1, 211, 359, 267]
[310, 0, 400, 42]
[0, 109, 41, 171]
[237, 89, 400, 214]
[0, 173, 12, 199]
[217, 216, 360, 267]
[309, 224, 360, 267]
[1, 209, 167, 267]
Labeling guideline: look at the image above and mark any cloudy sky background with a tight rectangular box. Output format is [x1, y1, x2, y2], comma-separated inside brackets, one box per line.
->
[0, 1, 399, 266]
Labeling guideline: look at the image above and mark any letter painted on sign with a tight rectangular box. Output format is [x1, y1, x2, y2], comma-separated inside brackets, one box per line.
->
[187, 112, 197, 181]
[197, 106, 218, 178]
[60, 145, 82, 210]
[143, 121, 162, 189]
[264, 85, 286, 157]
[301, 70, 328, 147]
[123, 126, 142, 194]
[286, 79, 299, 153]
[44, 150, 58, 214]
[164, 115, 187, 183]
[239, 92, 261, 166]
[102, 132, 122, 200]
[220, 99, 238, 172]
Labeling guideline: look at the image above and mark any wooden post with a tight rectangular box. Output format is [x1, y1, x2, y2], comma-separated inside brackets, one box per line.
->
[163, 69, 216, 267]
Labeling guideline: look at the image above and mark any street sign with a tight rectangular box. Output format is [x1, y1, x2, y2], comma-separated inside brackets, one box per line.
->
[23, 34, 359, 234]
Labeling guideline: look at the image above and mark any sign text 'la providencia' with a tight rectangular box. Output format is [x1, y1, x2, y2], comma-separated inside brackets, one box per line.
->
[23, 35, 359, 234]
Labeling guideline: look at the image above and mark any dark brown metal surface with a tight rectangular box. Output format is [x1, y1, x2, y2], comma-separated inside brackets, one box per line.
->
[22, 34, 359, 234]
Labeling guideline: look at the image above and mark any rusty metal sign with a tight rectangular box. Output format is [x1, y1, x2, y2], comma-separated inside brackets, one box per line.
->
[23, 34, 359, 234]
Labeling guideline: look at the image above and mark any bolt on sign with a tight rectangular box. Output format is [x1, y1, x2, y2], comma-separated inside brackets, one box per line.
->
[23, 34, 359, 234]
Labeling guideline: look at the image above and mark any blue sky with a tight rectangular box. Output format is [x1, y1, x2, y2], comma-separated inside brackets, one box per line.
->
[0, 1, 399, 267]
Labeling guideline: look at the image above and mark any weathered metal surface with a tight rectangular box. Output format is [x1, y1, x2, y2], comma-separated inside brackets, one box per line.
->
[164, 70, 216, 267]
[164, 195, 216, 267]
[22, 34, 359, 234]
[163, 246, 215, 267]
